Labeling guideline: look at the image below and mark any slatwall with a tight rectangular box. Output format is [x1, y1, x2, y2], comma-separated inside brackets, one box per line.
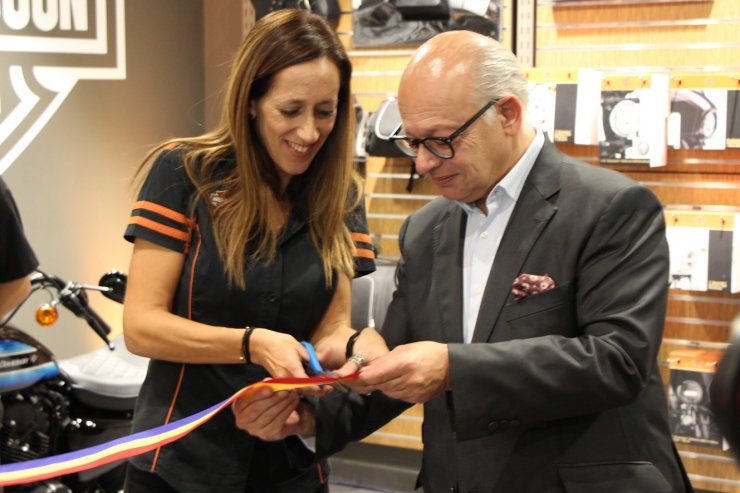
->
[341, 0, 740, 490]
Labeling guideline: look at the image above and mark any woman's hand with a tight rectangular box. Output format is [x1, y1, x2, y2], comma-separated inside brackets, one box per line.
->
[232, 383, 317, 441]
[249, 329, 311, 379]
[250, 329, 334, 396]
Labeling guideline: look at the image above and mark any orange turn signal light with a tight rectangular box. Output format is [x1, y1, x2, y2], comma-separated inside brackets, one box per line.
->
[35, 304, 58, 327]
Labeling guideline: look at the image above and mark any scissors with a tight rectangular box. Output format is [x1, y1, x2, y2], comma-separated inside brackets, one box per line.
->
[301, 341, 349, 392]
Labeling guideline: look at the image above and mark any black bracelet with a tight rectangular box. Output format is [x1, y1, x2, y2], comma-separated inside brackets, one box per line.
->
[345, 327, 366, 359]
[241, 327, 254, 364]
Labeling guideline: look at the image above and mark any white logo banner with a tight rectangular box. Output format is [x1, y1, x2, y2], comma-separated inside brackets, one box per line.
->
[0, 0, 126, 174]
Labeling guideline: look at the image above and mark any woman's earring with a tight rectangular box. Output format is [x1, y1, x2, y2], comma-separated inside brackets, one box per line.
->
[249, 112, 256, 120]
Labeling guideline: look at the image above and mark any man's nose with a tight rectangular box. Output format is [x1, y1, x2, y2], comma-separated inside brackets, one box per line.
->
[414, 145, 442, 175]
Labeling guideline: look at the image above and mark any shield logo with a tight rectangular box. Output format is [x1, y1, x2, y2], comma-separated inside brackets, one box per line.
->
[0, 0, 126, 174]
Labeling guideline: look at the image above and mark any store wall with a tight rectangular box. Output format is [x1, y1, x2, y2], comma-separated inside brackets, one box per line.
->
[203, 0, 244, 130]
[0, 0, 205, 359]
[349, 0, 740, 491]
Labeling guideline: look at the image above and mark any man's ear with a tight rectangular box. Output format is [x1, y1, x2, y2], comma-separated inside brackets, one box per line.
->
[498, 95, 524, 136]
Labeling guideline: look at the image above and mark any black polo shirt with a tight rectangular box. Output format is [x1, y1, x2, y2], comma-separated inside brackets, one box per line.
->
[123, 147, 375, 493]
[0, 178, 38, 283]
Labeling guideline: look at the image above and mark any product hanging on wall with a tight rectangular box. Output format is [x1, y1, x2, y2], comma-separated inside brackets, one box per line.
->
[252, 0, 342, 29]
[668, 349, 726, 450]
[523, 68, 602, 146]
[599, 74, 670, 167]
[351, 0, 501, 47]
[668, 74, 737, 151]
[664, 209, 739, 293]
[727, 77, 740, 149]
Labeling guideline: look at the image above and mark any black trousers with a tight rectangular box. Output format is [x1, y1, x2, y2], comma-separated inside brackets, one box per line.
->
[123, 440, 329, 493]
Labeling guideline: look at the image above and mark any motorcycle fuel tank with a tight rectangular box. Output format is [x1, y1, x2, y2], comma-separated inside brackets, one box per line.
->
[0, 327, 58, 394]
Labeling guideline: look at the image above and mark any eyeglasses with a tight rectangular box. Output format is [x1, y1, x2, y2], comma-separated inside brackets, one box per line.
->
[389, 99, 500, 159]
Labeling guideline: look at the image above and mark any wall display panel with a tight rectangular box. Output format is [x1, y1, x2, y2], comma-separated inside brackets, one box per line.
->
[533, 0, 740, 489]
[0, 0, 205, 359]
[534, 0, 740, 68]
[352, 0, 740, 490]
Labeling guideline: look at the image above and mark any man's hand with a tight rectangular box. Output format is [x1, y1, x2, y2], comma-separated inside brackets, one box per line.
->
[352, 342, 450, 403]
[232, 384, 317, 441]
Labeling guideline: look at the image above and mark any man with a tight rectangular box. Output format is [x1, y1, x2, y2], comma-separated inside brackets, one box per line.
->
[233, 31, 693, 493]
[0, 177, 38, 319]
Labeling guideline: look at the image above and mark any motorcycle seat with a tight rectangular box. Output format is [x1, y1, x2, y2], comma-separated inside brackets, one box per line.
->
[58, 335, 148, 412]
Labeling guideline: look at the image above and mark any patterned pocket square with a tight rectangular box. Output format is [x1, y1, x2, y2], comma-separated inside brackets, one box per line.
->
[512, 273, 556, 301]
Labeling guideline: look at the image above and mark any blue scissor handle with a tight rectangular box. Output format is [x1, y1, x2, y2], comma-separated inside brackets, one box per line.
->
[301, 341, 323, 374]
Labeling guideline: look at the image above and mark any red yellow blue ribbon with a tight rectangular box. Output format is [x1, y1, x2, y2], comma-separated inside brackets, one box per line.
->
[0, 374, 357, 486]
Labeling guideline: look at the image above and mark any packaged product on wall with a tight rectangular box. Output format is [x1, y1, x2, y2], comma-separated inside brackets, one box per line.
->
[668, 74, 733, 151]
[669, 349, 725, 449]
[728, 86, 740, 149]
[350, 0, 502, 47]
[599, 74, 670, 167]
[523, 68, 602, 145]
[664, 210, 740, 293]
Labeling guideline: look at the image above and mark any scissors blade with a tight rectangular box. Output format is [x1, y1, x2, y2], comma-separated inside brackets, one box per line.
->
[319, 370, 349, 392]
[300, 342, 349, 392]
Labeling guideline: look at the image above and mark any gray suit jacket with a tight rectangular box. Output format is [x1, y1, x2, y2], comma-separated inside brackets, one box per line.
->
[315, 141, 693, 493]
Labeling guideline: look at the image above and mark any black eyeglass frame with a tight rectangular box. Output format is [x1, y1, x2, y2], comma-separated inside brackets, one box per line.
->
[389, 98, 501, 159]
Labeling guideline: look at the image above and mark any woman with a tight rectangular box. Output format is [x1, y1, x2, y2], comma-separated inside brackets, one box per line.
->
[122, 10, 387, 493]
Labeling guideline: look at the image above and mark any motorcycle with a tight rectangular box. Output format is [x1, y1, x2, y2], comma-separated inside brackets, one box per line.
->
[0, 270, 146, 493]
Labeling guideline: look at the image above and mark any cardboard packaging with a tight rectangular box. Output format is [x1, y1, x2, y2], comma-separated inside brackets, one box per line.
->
[669, 349, 725, 449]
[523, 68, 602, 146]
[599, 74, 670, 167]
[668, 74, 737, 151]
[664, 210, 740, 293]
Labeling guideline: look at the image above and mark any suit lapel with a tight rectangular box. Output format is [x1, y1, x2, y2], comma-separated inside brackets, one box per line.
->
[433, 203, 466, 344]
[471, 141, 563, 343]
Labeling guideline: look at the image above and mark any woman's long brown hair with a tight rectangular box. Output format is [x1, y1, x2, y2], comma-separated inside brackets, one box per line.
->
[134, 10, 359, 289]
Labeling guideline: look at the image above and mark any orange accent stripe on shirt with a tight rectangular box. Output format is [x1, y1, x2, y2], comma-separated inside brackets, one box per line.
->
[150, 363, 186, 472]
[317, 463, 324, 484]
[188, 225, 202, 321]
[351, 232, 373, 245]
[150, 224, 199, 473]
[355, 248, 375, 259]
[164, 142, 180, 150]
[133, 201, 191, 227]
[128, 216, 190, 243]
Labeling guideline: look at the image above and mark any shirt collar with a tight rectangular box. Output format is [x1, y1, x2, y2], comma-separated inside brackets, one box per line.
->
[456, 130, 545, 214]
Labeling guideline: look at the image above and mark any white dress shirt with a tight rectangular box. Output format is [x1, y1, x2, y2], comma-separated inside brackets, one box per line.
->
[459, 131, 545, 343]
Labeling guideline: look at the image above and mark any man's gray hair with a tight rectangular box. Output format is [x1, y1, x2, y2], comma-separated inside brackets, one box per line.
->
[472, 41, 530, 123]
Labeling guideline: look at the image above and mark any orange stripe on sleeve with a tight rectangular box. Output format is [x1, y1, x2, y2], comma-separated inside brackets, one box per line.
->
[128, 216, 190, 243]
[351, 232, 373, 245]
[164, 142, 180, 150]
[355, 248, 375, 259]
[133, 200, 191, 227]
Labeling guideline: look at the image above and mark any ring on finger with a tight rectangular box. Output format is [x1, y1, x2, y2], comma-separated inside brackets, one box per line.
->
[347, 353, 365, 369]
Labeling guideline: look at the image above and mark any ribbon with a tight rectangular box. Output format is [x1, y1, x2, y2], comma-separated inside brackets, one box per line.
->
[0, 374, 356, 486]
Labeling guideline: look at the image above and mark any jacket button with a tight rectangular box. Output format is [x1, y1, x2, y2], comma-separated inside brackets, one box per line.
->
[511, 420, 521, 428]
[268, 293, 277, 303]
[499, 420, 509, 429]
[487, 421, 498, 432]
